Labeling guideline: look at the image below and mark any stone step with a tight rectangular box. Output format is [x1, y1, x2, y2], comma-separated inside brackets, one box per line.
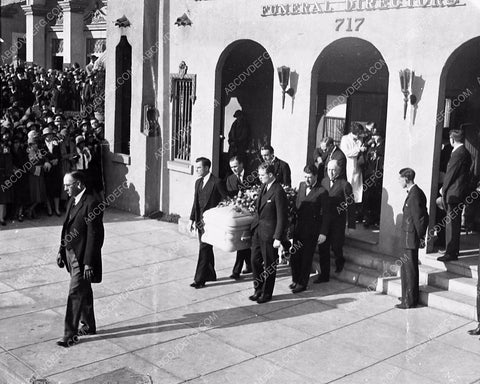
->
[385, 278, 477, 320]
[422, 253, 478, 279]
[426, 269, 478, 298]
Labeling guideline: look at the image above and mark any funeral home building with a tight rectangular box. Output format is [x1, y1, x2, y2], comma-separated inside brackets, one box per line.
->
[99, 0, 480, 259]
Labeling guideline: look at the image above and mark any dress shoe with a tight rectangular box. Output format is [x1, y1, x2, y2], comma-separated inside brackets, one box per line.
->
[55, 210, 62, 217]
[56, 337, 78, 347]
[249, 292, 261, 301]
[78, 324, 96, 336]
[395, 303, 415, 309]
[437, 248, 447, 254]
[0, 220, 6, 226]
[190, 282, 206, 288]
[230, 273, 241, 280]
[292, 285, 307, 293]
[256, 294, 272, 304]
[242, 268, 252, 274]
[313, 276, 329, 284]
[288, 282, 297, 290]
[437, 254, 458, 262]
[467, 326, 480, 335]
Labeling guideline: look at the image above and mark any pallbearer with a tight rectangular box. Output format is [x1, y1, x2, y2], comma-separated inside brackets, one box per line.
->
[290, 164, 328, 293]
[225, 155, 252, 279]
[249, 163, 288, 303]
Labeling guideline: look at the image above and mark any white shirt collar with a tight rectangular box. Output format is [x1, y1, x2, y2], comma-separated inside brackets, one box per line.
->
[266, 178, 275, 191]
[74, 188, 86, 205]
[202, 172, 211, 185]
[452, 143, 464, 153]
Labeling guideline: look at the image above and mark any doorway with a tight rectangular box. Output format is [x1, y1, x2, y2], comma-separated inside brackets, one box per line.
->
[432, 37, 480, 255]
[213, 40, 274, 178]
[309, 37, 389, 244]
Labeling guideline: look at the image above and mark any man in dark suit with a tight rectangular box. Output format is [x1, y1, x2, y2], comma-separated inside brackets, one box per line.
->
[315, 160, 355, 283]
[397, 168, 429, 309]
[313, 137, 347, 180]
[290, 164, 328, 293]
[260, 145, 291, 187]
[438, 129, 472, 262]
[249, 163, 288, 303]
[189, 157, 227, 288]
[467, 236, 480, 336]
[56, 171, 104, 347]
[225, 156, 252, 279]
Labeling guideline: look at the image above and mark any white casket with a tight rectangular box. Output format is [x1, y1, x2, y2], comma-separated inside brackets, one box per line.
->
[202, 206, 254, 252]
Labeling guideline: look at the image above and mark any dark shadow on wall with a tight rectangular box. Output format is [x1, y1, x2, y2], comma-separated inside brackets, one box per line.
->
[381, 187, 399, 255]
[103, 139, 141, 216]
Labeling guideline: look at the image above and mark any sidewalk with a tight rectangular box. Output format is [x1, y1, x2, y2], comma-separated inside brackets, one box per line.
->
[1, 209, 480, 384]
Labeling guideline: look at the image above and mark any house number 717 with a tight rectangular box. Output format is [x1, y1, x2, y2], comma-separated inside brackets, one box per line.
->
[335, 18, 365, 32]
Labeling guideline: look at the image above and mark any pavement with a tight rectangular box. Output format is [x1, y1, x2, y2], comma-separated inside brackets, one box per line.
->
[1, 209, 480, 384]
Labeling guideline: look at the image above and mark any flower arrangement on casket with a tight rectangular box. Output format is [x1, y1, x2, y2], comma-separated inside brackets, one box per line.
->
[201, 184, 298, 252]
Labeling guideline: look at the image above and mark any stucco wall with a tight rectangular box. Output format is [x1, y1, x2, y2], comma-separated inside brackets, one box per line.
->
[166, 0, 480, 255]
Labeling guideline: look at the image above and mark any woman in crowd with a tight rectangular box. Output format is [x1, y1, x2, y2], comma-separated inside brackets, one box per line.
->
[11, 134, 30, 221]
[25, 135, 47, 219]
[0, 136, 13, 225]
[42, 127, 62, 216]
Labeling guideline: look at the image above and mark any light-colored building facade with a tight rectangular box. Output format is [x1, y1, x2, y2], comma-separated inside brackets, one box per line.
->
[98, 0, 480, 257]
[1, 0, 107, 69]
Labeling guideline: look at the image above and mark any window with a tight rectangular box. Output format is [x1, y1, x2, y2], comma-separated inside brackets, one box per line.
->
[170, 74, 196, 161]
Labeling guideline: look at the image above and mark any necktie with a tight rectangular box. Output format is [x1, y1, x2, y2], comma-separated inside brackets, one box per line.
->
[330, 178, 335, 188]
[200, 177, 205, 189]
[306, 186, 311, 195]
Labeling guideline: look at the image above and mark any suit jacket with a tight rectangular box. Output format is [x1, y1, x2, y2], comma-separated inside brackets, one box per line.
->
[271, 157, 291, 187]
[321, 176, 356, 230]
[294, 181, 328, 238]
[225, 173, 248, 198]
[59, 192, 104, 283]
[326, 146, 347, 180]
[190, 174, 227, 224]
[401, 184, 429, 250]
[442, 145, 472, 204]
[251, 181, 288, 242]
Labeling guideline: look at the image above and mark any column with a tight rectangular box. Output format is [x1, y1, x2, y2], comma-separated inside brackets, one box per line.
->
[21, 3, 48, 67]
[58, 0, 89, 67]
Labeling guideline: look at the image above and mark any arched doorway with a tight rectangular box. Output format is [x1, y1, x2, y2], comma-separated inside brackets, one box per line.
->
[432, 37, 480, 253]
[308, 38, 389, 244]
[213, 40, 274, 178]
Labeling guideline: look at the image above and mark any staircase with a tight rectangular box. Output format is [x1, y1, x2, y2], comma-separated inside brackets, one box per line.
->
[328, 245, 479, 320]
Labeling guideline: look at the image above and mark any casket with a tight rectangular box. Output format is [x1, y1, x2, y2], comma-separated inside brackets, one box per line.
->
[202, 206, 254, 252]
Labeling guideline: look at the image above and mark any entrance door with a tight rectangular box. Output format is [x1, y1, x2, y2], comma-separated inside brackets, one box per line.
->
[309, 38, 389, 244]
[214, 40, 274, 178]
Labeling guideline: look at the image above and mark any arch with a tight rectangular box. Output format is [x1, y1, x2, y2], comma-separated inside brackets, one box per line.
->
[308, 37, 390, 242]
[308, 37, 389, 155]
[213, 39, 274, 177]
[430, 36, 480, 251]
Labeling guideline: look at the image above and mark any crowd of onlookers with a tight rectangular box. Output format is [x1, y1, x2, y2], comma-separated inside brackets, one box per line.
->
[0, 62, 107, 226]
